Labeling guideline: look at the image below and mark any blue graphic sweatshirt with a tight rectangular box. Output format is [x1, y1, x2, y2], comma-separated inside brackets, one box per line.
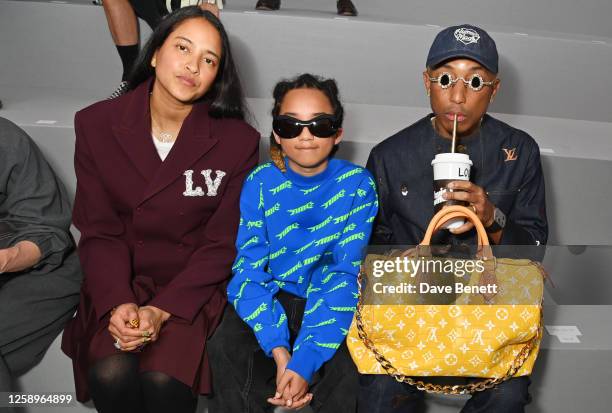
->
[227, 158, 378, 382]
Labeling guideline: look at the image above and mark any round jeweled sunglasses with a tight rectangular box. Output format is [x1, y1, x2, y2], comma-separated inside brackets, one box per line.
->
[429, 72, 497, 92]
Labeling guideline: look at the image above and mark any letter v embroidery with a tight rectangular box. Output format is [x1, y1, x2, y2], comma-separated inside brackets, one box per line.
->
[201, 169, 227, 196]
[502, 148, 518, 162]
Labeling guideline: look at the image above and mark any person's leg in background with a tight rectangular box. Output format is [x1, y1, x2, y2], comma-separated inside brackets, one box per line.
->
[255, 0, 358, 16]
[101, 0, 139, 97]
[336, 0, 358, 16]
[461, 376, 532, 413]
[255, 0, 280, 11]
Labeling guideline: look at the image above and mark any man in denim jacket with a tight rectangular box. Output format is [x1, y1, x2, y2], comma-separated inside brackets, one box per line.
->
[360, 25, 547, 413]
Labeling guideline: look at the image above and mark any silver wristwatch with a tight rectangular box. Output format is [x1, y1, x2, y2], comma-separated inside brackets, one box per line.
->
[486, 207, 506, 232]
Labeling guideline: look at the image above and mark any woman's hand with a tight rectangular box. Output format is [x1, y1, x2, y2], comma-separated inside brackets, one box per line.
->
[137, 305, 171, 344]
[108, 303, 142, 351]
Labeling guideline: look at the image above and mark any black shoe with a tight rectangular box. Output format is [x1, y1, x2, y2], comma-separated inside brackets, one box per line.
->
[337, 0, 358, 16]
[107, 81, 129, 100]
[256, 0, 280, 11]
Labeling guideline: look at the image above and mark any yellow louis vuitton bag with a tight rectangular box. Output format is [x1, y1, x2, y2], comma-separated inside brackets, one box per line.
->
[347, 206, 545, 394]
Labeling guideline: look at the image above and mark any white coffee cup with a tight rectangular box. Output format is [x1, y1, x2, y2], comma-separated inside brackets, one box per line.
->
[431, 153, 473, 230]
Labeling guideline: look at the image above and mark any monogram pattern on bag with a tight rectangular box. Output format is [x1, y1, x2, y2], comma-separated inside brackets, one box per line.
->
[347, 259, 544, 379]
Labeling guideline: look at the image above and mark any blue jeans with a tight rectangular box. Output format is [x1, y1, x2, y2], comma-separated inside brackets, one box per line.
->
[358, 374, 531, 413]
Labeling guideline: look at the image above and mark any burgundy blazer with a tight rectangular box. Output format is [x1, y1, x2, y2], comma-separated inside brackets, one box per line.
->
[62, 78, 260, 400]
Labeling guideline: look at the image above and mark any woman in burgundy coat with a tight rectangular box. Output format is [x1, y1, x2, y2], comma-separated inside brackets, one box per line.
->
[61, 7, 260, 413]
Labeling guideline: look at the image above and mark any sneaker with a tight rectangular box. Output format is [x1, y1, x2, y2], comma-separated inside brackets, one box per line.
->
[255, 0, 280, 11]
[337, 0, 358, 16]
[108, 81, 129, 100]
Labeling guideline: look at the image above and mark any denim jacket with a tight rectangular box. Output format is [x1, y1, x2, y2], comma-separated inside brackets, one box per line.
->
[366, 114, 548, 247]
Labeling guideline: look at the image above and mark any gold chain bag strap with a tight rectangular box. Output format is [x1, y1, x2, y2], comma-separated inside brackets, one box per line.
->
[351, 205, 544, 395]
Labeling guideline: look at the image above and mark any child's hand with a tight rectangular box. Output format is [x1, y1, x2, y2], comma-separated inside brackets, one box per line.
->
[271, 347, 291, 387]
[268, 368, 311, 410]
[269, 391, 313, 410]
[268, 347, 293, 407]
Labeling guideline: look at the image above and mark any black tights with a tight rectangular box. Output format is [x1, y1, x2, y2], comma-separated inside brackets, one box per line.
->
[88, 354, 198, 413]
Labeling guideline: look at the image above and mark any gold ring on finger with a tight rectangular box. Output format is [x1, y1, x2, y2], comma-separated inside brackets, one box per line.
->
[142, 330, 151, 338]
[129, 319, 140, 328]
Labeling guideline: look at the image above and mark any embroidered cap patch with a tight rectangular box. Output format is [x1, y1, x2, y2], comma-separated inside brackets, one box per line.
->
[454, 28, 480, 46]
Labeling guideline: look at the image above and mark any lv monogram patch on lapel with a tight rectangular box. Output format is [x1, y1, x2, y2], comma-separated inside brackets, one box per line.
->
[183, 169, 227, 197]
[502, 147, 518, 162]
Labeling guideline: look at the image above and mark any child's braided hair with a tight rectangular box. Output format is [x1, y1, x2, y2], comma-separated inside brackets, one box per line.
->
[269, 74, 344, 172]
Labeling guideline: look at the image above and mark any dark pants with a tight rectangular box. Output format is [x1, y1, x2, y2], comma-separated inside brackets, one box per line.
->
[128, 0, 164, 29]
[358, 374, 531, 413]
[0, 254, 81, 391]
[208, 292, 358, 413]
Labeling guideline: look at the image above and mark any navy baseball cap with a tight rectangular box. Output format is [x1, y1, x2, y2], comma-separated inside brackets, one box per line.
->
[426, 25, 499, 74]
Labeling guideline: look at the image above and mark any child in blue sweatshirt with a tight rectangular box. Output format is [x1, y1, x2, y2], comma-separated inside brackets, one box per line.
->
[208, 74, 378, 412]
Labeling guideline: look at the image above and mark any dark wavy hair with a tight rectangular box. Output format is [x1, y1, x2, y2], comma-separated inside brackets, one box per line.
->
[128, 7, 246, 119]
[269, 73, 344, 171]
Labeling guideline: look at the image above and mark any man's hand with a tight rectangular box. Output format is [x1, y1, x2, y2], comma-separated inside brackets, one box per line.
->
[0, 247, 18, 273]
[442, 181, 495, 234]
[108, 303, 142, 351]
[137, 305, 171, 345]
[0, 241, 42, 273]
